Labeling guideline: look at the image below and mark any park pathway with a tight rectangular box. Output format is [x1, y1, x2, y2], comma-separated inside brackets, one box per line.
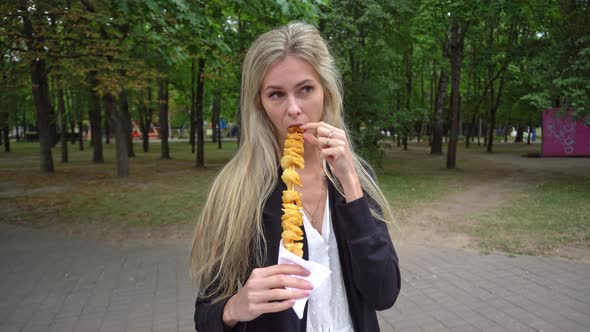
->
[0, 223, 588, 332]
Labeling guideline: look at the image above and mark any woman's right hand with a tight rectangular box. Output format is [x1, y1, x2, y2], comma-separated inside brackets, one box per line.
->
[222, 264, 313, 328]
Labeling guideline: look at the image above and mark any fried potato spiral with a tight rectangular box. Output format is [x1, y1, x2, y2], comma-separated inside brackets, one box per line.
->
[279, 127, 305, 257]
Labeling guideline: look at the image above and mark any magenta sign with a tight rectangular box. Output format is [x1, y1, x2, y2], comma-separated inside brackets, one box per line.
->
[542, 108, 590, 156]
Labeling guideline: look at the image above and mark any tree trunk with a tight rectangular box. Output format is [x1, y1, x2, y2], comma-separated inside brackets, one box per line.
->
[418, 121, 426, 143]
[405, 42, 413, 150]
[105, 93, 129, 178]
[14, 118, 19, 142]
[57, 84, 68, 163]
[139, 93, 148, 153]
[486, 67, 507, 153]
[466, 114, 477, 148]
[213, 85, 222, 149]
[69, 118, 75, 144]
[140, 86, 153, 153]
[514, 125, 524, 143]
[49, 90, 58, 148]
[75, 89, 84, 151]
[190, 58, 196, 153]
[23, 11, 54, 172]
[29, 58, 55, 172]
[446, 19, 467, 169]
[104, 101, 111, 145]
[211, 96, 219, 143]
[78, 107, 84, 151]
[158, 78, 170, 159]
[88, 74, 103, 162]
[196, 58, 206, 168]
[119, 89, 134, 157]
[431, 70, 447, 155]
[22, 107, 27, 142]
[2, 127, 9, 152]
[477, 118, 482, 146]
[67, 90, 76, 145]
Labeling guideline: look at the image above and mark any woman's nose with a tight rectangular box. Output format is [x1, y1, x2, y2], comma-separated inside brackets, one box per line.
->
[287, 94, 302, 116]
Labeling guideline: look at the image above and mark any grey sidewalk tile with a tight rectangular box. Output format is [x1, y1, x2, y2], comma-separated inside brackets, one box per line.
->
[3, 224, 590, 332]
[480, 326, 509, 332]
[0, 323, 24, 332]
[448, 323, 480, 332]
[54, 304, 84, 319]
[75, 317, 104, 332]
[420, 320, 452, 332]
[527, 320, 563, 332]
[462, 315, 498, 331]
[125, 321, 153, 331]
[545, 318, 588, 332]
[21, 323, 52, 332]
[98, 320, 127, 332]
[47, 319, 77, 332]
[28, 309, 57, 325]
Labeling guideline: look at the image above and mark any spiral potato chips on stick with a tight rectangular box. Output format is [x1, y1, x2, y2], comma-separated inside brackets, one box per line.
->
[280, 127, 305, 257]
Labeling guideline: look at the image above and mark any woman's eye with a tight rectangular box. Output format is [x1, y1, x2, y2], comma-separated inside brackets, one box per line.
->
[302, 86, 313, 93]
[269, 91, 283, 99]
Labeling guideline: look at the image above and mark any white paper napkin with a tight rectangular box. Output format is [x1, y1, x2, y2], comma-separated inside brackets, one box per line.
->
[277, 240, 332, 319]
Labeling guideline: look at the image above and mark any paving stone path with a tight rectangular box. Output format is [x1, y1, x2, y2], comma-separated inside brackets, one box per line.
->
[1, 223, 588, 332]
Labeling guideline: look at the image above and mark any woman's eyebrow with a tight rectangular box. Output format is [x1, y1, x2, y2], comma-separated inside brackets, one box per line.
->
[263, 79, 316, 92]
[294, 79, 314, 87]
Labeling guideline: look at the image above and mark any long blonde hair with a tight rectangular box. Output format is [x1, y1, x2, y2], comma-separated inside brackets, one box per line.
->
[190, 21, 394, 301]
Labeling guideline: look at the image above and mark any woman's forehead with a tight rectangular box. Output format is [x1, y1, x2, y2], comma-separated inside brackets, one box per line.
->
[262, 56, 321, 89]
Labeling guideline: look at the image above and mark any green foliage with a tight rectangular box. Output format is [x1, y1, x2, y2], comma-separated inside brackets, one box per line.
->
[1, 0, 589, 171]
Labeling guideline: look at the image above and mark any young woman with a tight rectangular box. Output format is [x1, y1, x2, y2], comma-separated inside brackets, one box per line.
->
[191, 21, 400, 332]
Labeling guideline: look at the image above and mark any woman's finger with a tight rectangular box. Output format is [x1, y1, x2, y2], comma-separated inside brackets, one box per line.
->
[317, 126, 342, 138]
[257, 273, 314, 290]
[251, 264, 310, 279]
[321, 146, 346, 160]
[299, 121, 325, 132]
[301, 122, 343, 138]
[302, 131, 320, 146]
[264, 288, 311, 302]
[320, 136, 345, 148]
[255, 299, 297, 314]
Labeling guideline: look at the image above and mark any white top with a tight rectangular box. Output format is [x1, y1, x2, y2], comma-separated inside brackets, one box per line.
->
[304, 194, 354, 332]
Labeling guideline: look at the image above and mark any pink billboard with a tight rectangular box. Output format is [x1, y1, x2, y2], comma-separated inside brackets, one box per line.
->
[542, 108, 590, 157]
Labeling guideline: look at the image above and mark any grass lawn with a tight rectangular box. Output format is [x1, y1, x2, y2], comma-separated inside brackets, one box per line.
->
[1, 138, 588, 257]
[465, 177, 590, 255]
[1, 140, 238, 227]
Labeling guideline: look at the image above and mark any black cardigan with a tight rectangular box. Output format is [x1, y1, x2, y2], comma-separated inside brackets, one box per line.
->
[194, 175, 401, 331]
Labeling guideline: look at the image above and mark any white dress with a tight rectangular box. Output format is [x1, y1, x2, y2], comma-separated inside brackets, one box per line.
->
[304, 194, 354, 332]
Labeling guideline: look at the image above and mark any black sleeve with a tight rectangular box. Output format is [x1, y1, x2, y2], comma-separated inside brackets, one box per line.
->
[333, 162, 401, 310]
[334, 195, 401, 310]
[194, 292, 247, 331]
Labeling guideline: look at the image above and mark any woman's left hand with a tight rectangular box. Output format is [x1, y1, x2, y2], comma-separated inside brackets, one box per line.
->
[300, 122, 363, 202]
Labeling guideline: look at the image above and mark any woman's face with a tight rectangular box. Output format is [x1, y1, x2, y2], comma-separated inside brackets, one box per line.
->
[260, 55, 324, 140]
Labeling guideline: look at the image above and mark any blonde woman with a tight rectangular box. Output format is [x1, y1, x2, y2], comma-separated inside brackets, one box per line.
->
[191, 22, 400, 332]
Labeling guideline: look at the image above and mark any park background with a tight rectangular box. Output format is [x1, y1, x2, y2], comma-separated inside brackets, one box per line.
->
[1, 1, 590, 332]
[1, 0, 588, 257]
